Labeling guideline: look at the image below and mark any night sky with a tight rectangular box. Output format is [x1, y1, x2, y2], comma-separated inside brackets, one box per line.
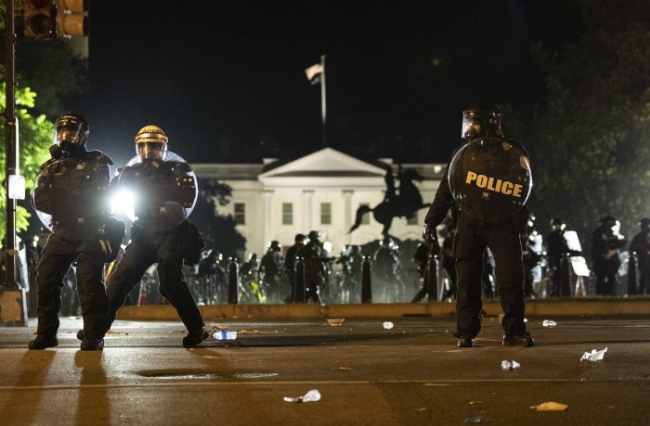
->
[64, 1, 581, 168]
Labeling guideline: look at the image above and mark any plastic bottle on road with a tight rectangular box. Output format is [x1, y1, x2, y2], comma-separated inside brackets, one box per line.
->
[542, 320, 557, 328]
[213, 331, 238, 340]
[464, 415, 491, 423]
[501, 360, 520, 371]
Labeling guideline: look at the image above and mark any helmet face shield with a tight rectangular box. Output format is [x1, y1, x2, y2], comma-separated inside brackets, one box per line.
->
[56, 126, 84, 146]
[461, 108, 501, 139]
[137, 142, 167, 160]
[55, 113, 89, 147]
[462, 112, 482, 139]
[135, 125, 169, 160]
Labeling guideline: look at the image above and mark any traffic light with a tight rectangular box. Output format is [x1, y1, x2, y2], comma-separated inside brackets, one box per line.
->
[23, 0, 55, 38]
[56, 0, 88, 37]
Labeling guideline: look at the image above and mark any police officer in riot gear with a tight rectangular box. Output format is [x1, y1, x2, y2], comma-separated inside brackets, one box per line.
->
[30, 113, 117, 351]
[259, 241, 284, 302]
[521, 213, 541, 298]
[337, 244, 364, 303]
[94, 125, 208, 347]
[284, 234, 306, 303]
[546, 218, 580, 297]
[630, 218, 650, 294]
[410, 238, 435, 303]
[373, 236, 406, 302]
[591, 215, 627, 296]
[297, 231, 329, 304]
[423, 105, 534, 348]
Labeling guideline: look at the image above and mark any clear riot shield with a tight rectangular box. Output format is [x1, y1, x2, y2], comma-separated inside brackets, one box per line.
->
[33, 157, 111, 231]
[112, 151, 197, 232]
[564, 230, 590, 277]
[448, 137, 532, 222]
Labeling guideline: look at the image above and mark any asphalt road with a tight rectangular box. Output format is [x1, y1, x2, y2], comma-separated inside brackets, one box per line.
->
[1, 315, 649, 425]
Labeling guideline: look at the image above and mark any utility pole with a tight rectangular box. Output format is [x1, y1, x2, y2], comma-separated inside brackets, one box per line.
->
[1, 0, 28, 326]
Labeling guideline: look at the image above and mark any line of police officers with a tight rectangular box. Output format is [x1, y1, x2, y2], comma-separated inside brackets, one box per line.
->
[28, 107, 644, 353]
[29, 114, 207, 350]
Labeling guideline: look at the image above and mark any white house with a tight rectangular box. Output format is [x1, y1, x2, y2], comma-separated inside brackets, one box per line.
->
[192, 148, 445, 258]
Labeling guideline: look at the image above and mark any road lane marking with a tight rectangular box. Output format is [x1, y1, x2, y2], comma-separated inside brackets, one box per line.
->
[0, 378, 627, 391]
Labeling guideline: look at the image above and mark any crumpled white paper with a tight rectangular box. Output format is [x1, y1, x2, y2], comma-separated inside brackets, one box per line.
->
[284, 389, 321, 403]
[580, 347, 607, 362]
[530, 401, 568, 411]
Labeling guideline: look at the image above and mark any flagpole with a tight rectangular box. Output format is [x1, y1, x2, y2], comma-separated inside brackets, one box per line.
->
[320, 54, 327, 147]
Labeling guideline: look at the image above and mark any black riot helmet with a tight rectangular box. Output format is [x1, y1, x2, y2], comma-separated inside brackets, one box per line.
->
[599, 215, 617, 228]
[55, 112, 89, 148]
[308, 230, 321, 243]
[639, 218, 650, 228]
[551, 218, 566, 231]
[461, 105, 502, 139]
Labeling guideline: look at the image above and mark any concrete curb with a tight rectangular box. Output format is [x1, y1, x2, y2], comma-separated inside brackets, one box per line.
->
[115, 299, 650, 321]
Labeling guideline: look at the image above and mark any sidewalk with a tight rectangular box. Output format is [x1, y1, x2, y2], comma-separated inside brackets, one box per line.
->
[115, 297, 650, 321]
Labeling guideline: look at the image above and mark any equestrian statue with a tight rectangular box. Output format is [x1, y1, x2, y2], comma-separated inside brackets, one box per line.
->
[349, 163, 429, 236]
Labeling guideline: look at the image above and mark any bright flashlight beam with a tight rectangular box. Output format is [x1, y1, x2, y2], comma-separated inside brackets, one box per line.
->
[111, 189, 136, 219]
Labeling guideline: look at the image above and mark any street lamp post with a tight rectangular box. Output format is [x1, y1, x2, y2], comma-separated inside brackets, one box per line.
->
[1, 0, 28, 326]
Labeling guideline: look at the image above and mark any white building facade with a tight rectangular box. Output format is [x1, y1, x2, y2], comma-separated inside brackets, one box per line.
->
[192, 148, 445, 258]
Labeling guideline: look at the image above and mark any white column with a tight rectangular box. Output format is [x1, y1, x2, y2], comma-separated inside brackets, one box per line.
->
[263, 189, 273, 249]
[343, 190, 353, 244]
[302, 190, 314, 233]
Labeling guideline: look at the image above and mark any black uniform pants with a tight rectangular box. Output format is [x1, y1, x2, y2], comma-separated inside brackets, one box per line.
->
[106, 235, 204, 332]
[453, 214, 526, 338]
[594, 265, 618, 296]
[35, 233, 108, 338]
[285, 269, 296, 302]
[304, 270, 324, 304]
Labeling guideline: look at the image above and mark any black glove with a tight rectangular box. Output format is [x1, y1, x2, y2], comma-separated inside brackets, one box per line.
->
[422, 222, 438, 246]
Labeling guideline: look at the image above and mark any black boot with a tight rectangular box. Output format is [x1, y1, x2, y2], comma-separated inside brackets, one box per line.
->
[183, 328, 209, 348]
[28, 334, 58, 350]
[457, 336, 476, 348]
[502, 333, 534, 347]
[453, 332, 475, 348]
[80, 336, 104, 351]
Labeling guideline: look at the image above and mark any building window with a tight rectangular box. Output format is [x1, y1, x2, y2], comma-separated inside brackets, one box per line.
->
[360, 203, 370, 225]
[282, 203, 293, 225]
[407, 212, 418, 225]
[321, 202, 332, 225]
[234, 203, 245, 225]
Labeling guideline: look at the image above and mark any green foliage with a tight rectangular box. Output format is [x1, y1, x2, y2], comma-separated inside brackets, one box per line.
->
[17, 42, 89, 119]
[1, 2, 89, 119]
[0, 1, 88, 242]
[519, 0, 650, 246]
[0, 83, 54, 242]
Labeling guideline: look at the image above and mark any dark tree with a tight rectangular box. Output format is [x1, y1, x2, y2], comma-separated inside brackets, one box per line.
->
[15, 42, 89, 119]
[514, 0, 650, 248]
[192, 179, 246, 260]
